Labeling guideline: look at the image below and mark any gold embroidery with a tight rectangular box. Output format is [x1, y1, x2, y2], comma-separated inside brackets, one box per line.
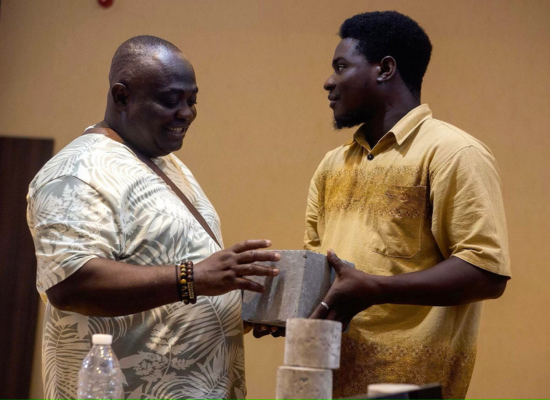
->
[334, 334, 476, 399]
[367, 185, 425, 219]
[317, 166, 426, 218]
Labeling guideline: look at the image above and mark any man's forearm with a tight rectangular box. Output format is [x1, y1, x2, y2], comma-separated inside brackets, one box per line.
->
[46, 239, 281, 317]
[370, 256, 509, 307]
[46, 258, 179, 317]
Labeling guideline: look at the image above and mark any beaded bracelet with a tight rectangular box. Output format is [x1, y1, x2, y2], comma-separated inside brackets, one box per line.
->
[176, 261, 196, 305]
[186, 261, 196, 304]
[175, 262, 187, 303]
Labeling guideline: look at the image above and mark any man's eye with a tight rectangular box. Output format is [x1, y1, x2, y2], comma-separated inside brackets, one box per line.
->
[336, 65, 345, 72]
[188, 100, 197, 107]
[162, 100, 179, 108]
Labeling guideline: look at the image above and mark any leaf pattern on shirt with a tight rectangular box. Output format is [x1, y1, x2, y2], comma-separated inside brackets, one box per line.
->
[43, 309, 90, 399]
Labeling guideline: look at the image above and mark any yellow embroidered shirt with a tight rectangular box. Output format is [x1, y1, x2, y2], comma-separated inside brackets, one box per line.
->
[304, 104, 511, 399]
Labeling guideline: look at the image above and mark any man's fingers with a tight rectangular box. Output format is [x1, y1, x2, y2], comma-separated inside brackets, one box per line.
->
[235, 263, 279, 277]
[325, 308, 339, 321]
[235, 277, 264, 293]
[236, 250, 280, 264]
[231, 239, 272, 253]
[271, 327, 286, 338]
[309, 299, 330, 320]
[252, 324, 285, 338]
[253, 325, 272, 338]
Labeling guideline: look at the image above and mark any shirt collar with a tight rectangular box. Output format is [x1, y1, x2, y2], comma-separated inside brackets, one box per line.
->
[348, 104, 432, 150]
[390, 104, 432, 145]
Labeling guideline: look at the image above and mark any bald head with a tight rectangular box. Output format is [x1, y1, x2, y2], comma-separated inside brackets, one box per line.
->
[109, 35, 193, 88]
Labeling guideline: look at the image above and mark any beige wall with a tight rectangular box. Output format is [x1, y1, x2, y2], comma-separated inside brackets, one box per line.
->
[1, 0, 549, 398]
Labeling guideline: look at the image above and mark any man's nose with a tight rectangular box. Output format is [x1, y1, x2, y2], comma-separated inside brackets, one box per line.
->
[177, 104, 195, 120]
[324, 75, 336, 91]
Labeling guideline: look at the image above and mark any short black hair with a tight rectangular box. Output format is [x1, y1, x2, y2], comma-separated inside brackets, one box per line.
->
[339, 11, 432, 98]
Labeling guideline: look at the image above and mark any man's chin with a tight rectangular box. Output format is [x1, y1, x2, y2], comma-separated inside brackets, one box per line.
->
[332, 108, 368, 130]
[333, 115, 363, 130]
[153, 141, 183, 158]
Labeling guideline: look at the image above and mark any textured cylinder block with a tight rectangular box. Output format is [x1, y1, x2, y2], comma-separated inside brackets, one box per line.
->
[276, 366, 332, 400]
[367, 383, 421, 396]
[284, 318, 341, 369]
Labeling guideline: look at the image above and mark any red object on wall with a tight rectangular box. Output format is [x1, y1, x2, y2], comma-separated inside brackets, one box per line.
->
[98, 0, 113, 8]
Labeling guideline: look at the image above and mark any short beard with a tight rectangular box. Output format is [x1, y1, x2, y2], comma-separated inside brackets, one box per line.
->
[333, 109, 367, 130]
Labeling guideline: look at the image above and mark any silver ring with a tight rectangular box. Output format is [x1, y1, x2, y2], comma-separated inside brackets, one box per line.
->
[320, 301, 330, 311]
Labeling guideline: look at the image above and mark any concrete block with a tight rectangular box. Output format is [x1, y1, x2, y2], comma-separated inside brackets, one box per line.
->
[241, 250, 354, 327]
[276, 366, 332, 400]
[284, 318, 341, 369]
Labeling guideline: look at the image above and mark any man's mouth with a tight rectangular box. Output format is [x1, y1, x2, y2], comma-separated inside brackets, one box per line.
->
[328, 95, 339, 109]
[166, 126, 186, 134]
[165, 126, 188, 138]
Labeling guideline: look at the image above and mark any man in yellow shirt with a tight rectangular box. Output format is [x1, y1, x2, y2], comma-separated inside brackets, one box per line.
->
[308, 11, 511, 399]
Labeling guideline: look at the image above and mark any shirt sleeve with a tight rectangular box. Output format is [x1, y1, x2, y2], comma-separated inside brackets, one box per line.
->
[27, 176, 122, 294]
[304, 168, 321, 252]
[430, 145, 511, 277]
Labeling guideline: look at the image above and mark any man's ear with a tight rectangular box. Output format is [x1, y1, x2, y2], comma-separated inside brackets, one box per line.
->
[111, 83, 130, 110]
[377, 56, 397, 82]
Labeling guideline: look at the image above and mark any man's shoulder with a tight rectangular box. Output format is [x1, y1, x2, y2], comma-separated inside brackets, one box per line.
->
[420, 118, 492, 154]
[415, 118, 495, 171]
[29, 134, 133, 196]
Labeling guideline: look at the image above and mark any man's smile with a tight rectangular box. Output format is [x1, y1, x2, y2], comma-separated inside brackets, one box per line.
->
[165, 125, 188, 139]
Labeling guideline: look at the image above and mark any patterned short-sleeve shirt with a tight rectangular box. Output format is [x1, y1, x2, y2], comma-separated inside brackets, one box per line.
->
[27, 134, 246, 399]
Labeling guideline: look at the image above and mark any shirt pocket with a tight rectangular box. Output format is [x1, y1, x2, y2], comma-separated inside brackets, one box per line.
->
[367, 185, 426, 258]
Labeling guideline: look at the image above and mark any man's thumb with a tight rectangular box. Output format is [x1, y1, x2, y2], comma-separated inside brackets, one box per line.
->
[327, 249, 344, 272]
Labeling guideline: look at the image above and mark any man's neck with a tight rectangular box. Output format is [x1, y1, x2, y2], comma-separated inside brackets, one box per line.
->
[362, 98, 420, 148]
[94, 119, 154, 162]
[94, 120, 111, 129]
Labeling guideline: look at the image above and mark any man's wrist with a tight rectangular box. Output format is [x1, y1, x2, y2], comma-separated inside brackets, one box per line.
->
[365, 273, 392, 306]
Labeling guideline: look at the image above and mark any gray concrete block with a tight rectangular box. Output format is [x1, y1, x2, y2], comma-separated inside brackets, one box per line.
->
[284, 318, 341, 369]
[241, 250, 353, 327]
[276, 366, 332, 400]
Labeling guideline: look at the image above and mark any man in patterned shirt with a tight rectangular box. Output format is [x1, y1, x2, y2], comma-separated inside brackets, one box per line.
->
[308, 12, 511, 399]
[27, 35, 279, 399]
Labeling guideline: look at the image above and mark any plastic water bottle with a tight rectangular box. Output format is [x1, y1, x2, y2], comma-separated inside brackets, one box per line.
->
[77, 334, 124, 399]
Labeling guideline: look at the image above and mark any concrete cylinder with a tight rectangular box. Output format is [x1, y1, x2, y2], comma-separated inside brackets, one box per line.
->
[367, 384, 421, 396]
[284, 318, 341, 369]
[276, 366, 332, 400]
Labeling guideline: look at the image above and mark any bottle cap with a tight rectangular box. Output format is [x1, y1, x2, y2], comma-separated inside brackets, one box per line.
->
[92, 334, 113, 345]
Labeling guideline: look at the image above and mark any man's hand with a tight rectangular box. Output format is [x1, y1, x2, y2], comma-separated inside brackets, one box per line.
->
[243, 321, 285, 338]
[252, 324, 285, 338]
[194, 240, 280, 297]
[309, 250, 510, 331]
[310, 249, 376, 330]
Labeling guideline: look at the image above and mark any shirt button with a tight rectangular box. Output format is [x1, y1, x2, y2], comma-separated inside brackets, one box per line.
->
[367, 153, 374, 160]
